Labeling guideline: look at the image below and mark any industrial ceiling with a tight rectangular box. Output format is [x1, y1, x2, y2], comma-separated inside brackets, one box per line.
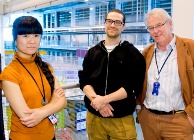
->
[0, 0, 111, 14]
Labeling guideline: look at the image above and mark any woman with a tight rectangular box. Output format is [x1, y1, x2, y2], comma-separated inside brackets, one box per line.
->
[0, 16, 67, 140]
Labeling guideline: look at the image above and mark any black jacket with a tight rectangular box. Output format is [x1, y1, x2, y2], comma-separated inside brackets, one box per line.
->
[78, 40, 146, 118]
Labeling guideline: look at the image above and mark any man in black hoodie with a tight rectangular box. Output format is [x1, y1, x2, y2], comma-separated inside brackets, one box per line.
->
[78, 9, 146, 140]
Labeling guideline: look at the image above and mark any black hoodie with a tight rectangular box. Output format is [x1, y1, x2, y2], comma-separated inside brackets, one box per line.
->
[78, 40, 146, 118]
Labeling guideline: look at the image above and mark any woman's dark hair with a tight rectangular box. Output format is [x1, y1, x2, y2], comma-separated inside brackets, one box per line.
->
[13, 16, 54, 94]
[12, 16, 43, 42]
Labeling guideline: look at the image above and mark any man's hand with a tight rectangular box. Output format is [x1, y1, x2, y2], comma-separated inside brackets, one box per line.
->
[91, 95, 107, 111]
[187, 114, 194, 127]
[99, 104, 114, 117]
[136, 109, 141, 124]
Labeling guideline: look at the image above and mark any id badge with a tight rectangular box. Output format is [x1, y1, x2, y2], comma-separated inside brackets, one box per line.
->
[152, 82, 160, 96]
[48, 114, 58, 124]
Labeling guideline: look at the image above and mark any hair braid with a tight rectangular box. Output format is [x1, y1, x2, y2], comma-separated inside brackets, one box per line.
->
[35, 54, 54, 94]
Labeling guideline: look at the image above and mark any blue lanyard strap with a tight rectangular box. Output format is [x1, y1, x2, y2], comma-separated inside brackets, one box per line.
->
[155, 48, 173, 75]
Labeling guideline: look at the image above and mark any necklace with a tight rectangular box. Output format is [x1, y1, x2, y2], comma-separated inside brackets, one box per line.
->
[16, 58, 48, 106]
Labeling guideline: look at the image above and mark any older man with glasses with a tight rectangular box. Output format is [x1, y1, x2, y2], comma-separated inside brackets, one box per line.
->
[78, 9, 146, 140]
[136, 8, 194, 140]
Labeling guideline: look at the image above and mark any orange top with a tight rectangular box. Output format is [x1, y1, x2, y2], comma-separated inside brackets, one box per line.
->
[0, 53, 55, 140]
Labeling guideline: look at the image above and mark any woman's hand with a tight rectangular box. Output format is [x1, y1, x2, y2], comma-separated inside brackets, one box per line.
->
[20, 108, 46, 127]
[50, 87, 65, 104]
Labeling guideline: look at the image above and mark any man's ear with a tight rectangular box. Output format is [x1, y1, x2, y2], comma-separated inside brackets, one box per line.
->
[122, 24, 126, 32]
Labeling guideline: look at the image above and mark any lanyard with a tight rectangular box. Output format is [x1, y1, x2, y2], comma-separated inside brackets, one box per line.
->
[154, 48, 173, 79]
[16, 58, 47, 103]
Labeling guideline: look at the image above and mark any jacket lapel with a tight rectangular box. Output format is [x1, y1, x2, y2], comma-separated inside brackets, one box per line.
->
[141, 44, 155, 104]
[176, 36, 187, 88]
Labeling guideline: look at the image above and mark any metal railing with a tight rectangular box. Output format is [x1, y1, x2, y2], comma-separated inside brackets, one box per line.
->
[61, 83, 80, 90]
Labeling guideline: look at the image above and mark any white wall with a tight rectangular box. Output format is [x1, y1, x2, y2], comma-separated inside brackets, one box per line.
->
[172, 0, 194, 39]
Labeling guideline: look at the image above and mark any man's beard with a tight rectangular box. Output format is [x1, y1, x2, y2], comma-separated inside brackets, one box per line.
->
[107, 32, 120, 38]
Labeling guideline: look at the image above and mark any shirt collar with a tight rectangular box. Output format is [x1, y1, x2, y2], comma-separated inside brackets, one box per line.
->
[154, 34, 176, 52]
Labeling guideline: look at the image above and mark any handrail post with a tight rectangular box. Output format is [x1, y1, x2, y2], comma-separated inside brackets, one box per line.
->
[0, 53, 5, 140]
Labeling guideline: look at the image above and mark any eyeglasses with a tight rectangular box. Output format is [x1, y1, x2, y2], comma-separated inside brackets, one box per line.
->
[147, 20, 168, 32]
[105, 19, 124, 26]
